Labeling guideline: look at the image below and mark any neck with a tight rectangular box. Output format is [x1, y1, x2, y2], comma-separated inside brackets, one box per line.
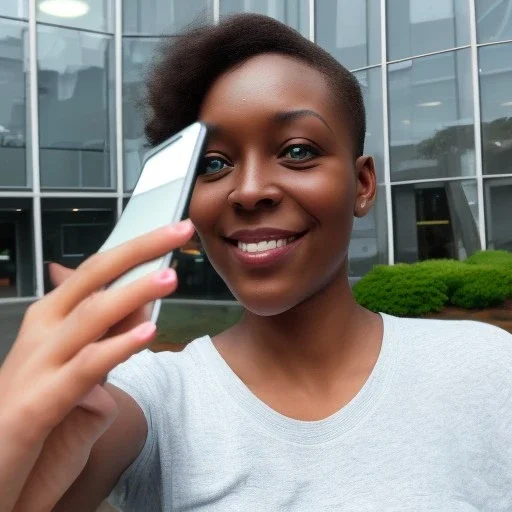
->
[228, 265, 381, 385]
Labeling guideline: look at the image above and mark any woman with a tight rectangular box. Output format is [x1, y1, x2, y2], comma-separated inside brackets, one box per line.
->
[1, 14, 511, 512]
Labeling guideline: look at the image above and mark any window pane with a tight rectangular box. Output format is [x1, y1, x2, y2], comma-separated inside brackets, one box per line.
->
[387, 0, 470, 61]
[124, 0, 213, 35]
[316, 0, 380, 70]
[393, 180, 480, 263]
[476, 0, 512, 44]
[37, 0, 113, 33]
[0, 0, 28, 19]
[0, 19, 28, 188]
[485, 177, 512, 251]
[220, 0, 309, 39]
[388, 50, 475, 182]
[42, 197, 116, 291]
[123, 37, 163, 191]
[354, 67, 384, 183]
[38, 26, 115, 189]
[349, 185, 388, 277]
[479, 43, 512, 176]
[0, 198, 35, 297]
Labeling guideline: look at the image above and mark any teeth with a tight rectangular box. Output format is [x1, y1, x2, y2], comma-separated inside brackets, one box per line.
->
[237, 237, 297, 253]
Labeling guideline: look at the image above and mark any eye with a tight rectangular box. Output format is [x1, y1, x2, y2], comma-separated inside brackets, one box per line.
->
[199, 155, 231, 175]
[280, 144, 319, 162]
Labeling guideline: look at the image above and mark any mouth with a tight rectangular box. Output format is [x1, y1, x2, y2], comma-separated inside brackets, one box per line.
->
[222, 228, 308, 266]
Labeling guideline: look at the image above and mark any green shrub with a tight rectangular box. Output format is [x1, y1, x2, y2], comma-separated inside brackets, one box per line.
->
[465, 250, 512, 271]
[450, 270, 510, 309]
[354, 250, 512, 315]
[353, 264, 448, 316]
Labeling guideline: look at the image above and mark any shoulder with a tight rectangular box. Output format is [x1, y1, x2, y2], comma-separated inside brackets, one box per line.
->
[385, 314, 512, 398]
[106, 336, 210, 399]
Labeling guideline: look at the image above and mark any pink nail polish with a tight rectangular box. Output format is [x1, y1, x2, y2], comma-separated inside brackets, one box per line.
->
[132, 322, 156, 340]
[157, 269, 176, 284]
[174, 219, 193, 233]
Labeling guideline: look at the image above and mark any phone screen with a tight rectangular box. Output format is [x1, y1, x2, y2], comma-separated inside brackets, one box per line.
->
[98, 122, 207, 320]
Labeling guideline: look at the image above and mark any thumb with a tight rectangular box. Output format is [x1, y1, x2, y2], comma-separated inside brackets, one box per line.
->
[48, 262, 74, 287]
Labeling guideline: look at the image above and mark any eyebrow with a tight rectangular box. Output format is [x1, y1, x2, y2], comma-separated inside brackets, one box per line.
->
[204, 109, 333, 139]
[273, 109, 333, 133]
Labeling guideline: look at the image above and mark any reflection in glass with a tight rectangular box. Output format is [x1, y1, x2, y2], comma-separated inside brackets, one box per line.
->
[387, 0, 470, 61]
[349, 185, 388, 277]
[393, 180, 480, 263]
[316, 0, 380, 70]
[479, 43, 512, 176]
[123, 37, 163, 191]
[0, 19, 28, 188]
[0, 1, 28, 19]
[476, 0, 512, 44]
[37, 26, 115, 189]
[354, 67, 384, 183]
[485, 178, 512, 251]
[37, 0, 113, 33]
[388, 50, 475, 182]
[0, 198, 34, 297]
[123, 0, 212, 35]
[220, 0, 309, 38]
[42, 197, 116, 291]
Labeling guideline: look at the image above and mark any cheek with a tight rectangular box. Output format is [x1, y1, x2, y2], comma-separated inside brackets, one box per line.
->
[189, 182, 221, 241]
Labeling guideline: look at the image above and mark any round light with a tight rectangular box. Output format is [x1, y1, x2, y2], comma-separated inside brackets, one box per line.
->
[39, 0, 89, 18]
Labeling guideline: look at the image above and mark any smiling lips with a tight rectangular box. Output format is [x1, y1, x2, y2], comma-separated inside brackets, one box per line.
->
[225, 228, 306, 266]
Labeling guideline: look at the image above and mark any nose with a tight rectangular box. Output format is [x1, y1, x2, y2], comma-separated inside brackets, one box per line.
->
[227, 161, 283, 211]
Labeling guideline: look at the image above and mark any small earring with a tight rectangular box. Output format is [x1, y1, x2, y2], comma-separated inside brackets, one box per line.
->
[360, 200, 366, 209]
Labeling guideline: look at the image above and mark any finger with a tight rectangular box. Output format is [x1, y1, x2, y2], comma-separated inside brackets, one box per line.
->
[61, 321, 157, 400]
[56, 268, 177, 361]
[48, 262, 74, 287]
[46, 219, 194, 316]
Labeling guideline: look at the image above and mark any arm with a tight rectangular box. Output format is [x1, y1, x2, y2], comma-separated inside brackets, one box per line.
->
[53, 384, 147, 512]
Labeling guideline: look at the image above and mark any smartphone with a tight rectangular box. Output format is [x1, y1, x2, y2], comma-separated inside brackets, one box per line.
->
[98, 121, 208, 323]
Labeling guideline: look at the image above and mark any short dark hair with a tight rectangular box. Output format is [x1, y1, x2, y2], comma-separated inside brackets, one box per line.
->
[145, 13, 366, 157]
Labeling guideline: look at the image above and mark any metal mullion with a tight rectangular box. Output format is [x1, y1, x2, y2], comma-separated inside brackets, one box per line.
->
[477, 38, 512, 48]
[469, 0, 486, 249]
[0, 191, 34, 197]
[380, 0, 393, 265]
[482, 173, 512, 179]
[213, 0, 220, 23]
[28, 0, 44, 298]
[309, 0, 314, 42]
[40, 191, 119, 198]
[350, 64, 382, 73]
[387, 45, 471, 66]
[115, 0, 123, 218]
[390, 176, 475, 186]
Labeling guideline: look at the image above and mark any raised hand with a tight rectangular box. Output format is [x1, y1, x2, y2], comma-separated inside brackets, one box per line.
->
[0, 219, 194, 512]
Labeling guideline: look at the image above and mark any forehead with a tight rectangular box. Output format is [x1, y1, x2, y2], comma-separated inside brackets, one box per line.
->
[199, 53, 339, 122]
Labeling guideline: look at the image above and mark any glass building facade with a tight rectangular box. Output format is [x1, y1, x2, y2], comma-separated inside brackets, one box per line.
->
[1, 0, 511, 305]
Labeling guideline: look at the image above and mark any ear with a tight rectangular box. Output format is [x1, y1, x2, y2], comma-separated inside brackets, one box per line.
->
[353, 155, 377, 218]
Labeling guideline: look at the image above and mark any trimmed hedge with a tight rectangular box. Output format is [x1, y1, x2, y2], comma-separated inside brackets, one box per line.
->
[353, 251, 512, 316]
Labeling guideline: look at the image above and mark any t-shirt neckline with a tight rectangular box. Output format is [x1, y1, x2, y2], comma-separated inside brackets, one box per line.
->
[192, 312, 397, 445]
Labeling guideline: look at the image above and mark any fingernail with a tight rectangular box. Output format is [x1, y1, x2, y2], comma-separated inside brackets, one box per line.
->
[132, 322, 156, 340]
[156, 268, 176, 284]
[174, 219, 193, 233]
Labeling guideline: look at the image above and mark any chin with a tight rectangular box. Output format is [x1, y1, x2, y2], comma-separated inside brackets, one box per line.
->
[229, 284, 306, 317]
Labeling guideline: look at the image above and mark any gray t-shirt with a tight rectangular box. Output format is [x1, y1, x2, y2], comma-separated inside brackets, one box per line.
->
[106, 314, 512, 511]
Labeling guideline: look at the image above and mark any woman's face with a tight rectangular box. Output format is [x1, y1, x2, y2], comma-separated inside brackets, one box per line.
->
[190, 53, 375, 316]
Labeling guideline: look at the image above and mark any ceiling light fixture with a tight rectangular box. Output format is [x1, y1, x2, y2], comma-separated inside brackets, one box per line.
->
[501, 101, 512, 107]
[39, 0, 89, 18]
[417, 101, 442, 107]
[72, 208, 79, 212]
